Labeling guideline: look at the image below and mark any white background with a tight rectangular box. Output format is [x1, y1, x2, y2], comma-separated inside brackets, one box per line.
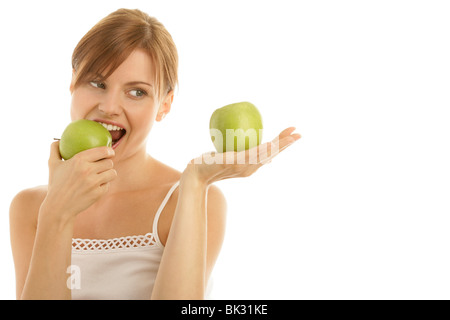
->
[1, 0, 449, 300]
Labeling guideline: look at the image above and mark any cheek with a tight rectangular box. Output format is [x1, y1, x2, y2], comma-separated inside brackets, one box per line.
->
[70, 91, 91, 121]
[131, 107, 158, 137]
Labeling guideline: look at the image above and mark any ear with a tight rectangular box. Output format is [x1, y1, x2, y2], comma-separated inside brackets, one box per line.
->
[156, 90, 174, 122]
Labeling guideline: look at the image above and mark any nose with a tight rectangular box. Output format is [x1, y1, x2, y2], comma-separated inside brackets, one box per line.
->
[98, 89, 123, 117]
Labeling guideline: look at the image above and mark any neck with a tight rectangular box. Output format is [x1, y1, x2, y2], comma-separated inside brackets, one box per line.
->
[108, 146, 155, 194]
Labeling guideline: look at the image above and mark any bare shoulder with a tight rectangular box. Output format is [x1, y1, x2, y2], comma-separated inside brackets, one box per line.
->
[9, 185, 48, 226]
[150, 157, 183, 186]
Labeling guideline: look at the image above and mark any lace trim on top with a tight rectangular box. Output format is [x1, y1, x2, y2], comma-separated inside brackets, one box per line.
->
[72, 232, 159, 252]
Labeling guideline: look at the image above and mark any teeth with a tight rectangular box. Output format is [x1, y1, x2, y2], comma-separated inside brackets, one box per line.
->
[97, 122, 124, 131]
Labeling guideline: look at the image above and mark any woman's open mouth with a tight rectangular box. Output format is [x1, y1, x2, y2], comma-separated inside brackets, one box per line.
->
[96, 121, 127, 149]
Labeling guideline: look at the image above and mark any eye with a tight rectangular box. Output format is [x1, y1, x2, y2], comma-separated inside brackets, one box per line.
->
[90, 81, 106, 89]
[129, 89, 147, 98]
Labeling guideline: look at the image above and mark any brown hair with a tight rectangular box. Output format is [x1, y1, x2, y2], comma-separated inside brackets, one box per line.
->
[72, 8, 178, 102]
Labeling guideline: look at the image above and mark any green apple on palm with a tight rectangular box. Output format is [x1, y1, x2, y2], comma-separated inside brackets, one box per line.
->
[209, 102, 263, 153]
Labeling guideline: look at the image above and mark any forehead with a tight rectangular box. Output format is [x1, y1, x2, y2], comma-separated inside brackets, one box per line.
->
[105, 48, 155, 84]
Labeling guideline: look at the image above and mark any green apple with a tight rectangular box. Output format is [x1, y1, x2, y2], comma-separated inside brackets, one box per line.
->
[209, 101, 263, 153]
[59, 119, 112, 160]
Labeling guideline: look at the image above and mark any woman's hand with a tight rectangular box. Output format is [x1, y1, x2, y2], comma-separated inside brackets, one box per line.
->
[184, 127, 301, 185]
[40, 141, 117, 222]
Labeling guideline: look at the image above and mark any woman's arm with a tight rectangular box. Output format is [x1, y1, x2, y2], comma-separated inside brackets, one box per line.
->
[10, 142, 116, 299]
[9, 187, 45, 300]
[152, 127, 300, 300]
[18, 202, 75, 300]
[151, 169, 226, 299]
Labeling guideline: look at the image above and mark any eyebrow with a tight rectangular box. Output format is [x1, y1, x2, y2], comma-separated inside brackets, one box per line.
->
[89, 73, 153, 88]
[125, 81, 153, 88]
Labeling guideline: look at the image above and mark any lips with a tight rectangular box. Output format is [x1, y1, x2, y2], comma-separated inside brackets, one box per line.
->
[93, 119, 127, 149]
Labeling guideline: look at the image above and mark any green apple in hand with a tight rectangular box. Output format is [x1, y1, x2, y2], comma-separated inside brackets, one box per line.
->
[209, 102, 263, 153]
[59, 119, 112, 160]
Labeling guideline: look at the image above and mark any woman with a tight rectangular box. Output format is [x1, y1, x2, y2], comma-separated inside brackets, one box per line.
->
[9, 8, 300, 299]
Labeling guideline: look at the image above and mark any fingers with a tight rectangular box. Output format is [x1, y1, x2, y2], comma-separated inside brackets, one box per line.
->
[50, 140, 114, 165]
[223, 126, 300, 165]
[97, 167, 117, 186]
[50, 140, 117, 183]
[85, 149, 116, 186]
[278, 127, 296, 139]
[93, 158, 114, 174]
[256, 127, 301, 164]
[72, 146, 115, 163]
[48, 141, 62, 165]
[78, 149, 116, 183]
[274, 127, 302, 144]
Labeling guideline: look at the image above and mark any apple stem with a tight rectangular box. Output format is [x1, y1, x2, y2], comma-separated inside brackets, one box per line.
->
[53, 138, 61, 141]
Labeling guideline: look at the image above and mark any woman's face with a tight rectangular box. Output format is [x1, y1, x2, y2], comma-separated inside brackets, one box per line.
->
[70, 48, 171, 162]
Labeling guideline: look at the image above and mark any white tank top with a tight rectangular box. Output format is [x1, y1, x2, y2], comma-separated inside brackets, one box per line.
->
[70, 181, 180, 300]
